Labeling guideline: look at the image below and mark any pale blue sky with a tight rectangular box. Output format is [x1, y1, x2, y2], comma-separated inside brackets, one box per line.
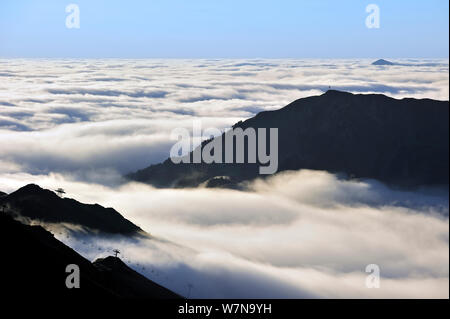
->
[0, 0, 448, 58]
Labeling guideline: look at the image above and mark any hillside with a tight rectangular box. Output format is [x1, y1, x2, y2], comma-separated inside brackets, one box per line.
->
[0, 184, 143, 235]
[129, 90, 449, 188]
[0, 212, 180, 298]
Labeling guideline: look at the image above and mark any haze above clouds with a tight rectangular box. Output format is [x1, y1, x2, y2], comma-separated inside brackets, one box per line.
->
[0, 59, 448, 298]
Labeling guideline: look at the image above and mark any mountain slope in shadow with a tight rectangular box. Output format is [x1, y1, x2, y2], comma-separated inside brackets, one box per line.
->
[129, 90, 449, 188]
[372, 59, 395, 65]
[0, 212, 181, 298]
[0, 184, 142, 235]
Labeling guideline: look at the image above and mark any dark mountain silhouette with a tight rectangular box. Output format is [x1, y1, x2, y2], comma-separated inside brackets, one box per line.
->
[93, 256, 180, 298]
[0, 212, 181, 298]
[0, 184, 142, 235]
[372, 59, 395, 65]
[129, 90, 449, 188]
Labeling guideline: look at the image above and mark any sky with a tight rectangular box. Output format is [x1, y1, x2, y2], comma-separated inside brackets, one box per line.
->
[0, 0, 448, 58]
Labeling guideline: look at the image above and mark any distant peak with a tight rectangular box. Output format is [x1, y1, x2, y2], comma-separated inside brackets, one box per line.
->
[372, 59, 395, 65]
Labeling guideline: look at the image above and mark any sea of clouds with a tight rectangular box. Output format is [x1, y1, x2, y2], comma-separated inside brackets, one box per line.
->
[2, 170, 449, 298]
[0, 58, 448, 298]
[0, 58, 448, 182]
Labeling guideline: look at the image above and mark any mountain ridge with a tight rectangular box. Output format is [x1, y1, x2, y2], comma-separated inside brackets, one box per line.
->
[372, 59, 395, 65]
[128, 90, 449, 188]
[0, 183, 143, 235]
[0, 212, 180, 298]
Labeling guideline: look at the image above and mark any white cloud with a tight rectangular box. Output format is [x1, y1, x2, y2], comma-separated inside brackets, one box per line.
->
[0, 58, 448, 181]
[0, 59, 448, 298]
[1, 170, 448, 298]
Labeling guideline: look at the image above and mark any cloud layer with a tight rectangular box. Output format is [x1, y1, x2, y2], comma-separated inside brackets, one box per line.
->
[0, 58, 448, 181]
[0, 59, 448, 298]
[1, 170, 448, 298]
